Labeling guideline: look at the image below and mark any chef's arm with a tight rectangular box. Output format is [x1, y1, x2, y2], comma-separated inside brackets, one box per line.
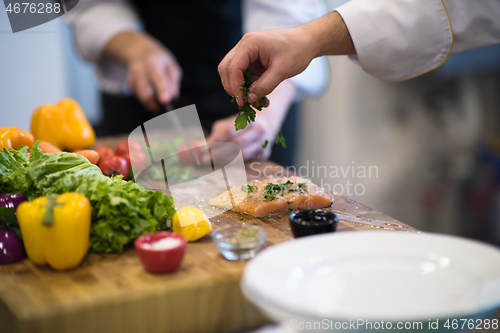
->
[66, 0, 140, 64]
[242, 0, 330, 98]
[336, 0, 500, 82]
[67, 0, 182, 110]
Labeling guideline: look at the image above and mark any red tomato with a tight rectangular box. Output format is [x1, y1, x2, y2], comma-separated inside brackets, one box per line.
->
[115, 139, 143, 157]
[99, 155, 130, 177]
[122, 150, 148, 171]
[94, 146, 114, 165]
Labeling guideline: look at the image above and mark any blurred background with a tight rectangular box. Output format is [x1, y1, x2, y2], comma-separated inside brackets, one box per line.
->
[1, 2, 500, 246]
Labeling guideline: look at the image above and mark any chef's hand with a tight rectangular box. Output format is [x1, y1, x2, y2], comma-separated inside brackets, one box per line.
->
[205, 80, 297, 162]
[104, 31, 182, 112]
[218, 11, 354, 107]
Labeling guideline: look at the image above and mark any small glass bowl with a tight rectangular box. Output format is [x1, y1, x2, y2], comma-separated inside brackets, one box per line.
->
[212, 225, 266, 261]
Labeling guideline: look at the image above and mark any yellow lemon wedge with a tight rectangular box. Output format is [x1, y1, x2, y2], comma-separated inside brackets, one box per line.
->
[172, 207, 213, 242]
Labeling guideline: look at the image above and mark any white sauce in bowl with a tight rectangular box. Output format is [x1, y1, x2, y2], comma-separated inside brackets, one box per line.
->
[142, 237, 182, 250]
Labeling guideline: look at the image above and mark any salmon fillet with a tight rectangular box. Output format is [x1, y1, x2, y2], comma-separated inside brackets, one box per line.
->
[209, 176, 333, 217]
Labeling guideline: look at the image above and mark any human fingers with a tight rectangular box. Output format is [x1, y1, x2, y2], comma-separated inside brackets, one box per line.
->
[224, 35, 262, 106]
[245, 64, 287, 104]
[146, 58, 171, 104]
[206, 118, 235, 143]
[202, 119, 235, 164]
[218, 45, 237, 96]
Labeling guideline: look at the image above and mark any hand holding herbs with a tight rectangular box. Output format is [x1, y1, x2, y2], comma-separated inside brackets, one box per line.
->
[231, 71, 286, 148]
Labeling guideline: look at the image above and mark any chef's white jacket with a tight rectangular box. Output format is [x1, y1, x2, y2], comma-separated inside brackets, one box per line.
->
[336, 0, 500, 81]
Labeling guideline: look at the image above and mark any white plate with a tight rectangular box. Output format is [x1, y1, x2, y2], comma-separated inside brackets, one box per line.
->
[242, 232, 500, 322]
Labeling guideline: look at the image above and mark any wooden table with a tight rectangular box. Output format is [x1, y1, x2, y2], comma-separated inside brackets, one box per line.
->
[0, 159, 415, 333]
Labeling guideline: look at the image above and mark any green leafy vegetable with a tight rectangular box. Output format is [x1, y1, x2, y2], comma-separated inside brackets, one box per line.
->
[275, 131, 287, 148]
[0, 142, 175, 253]
[231, 71, 286, 148]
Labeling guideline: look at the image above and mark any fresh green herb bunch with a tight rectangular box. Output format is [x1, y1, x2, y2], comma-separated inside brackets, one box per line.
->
[262, 180, 306, 202]
[232, 71, 286, 148]
[241, 184, 259, 193]
[233, 71, 267, 131]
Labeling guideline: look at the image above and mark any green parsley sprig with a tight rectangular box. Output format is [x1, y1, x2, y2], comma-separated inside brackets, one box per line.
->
[233, 71, 267, 131]
[262, 180, 305, 202]
[232, 71, 286, 148]
[241, 184, 259, 193]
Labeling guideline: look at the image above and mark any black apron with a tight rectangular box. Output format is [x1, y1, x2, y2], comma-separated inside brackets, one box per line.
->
[99, 0, 297, 166]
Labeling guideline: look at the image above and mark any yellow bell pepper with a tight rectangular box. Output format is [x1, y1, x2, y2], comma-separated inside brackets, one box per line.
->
[17, 192, 91, 271]
[0, 127, 34, 150]
[31, 98, 95, 151]
[172, 207, 212, 242]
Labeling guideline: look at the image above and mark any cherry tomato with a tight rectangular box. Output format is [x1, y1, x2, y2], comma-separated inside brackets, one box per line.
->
[99, 155, 129, 177]
[94, 146, 114, 165]
[115, 139, 143, 157]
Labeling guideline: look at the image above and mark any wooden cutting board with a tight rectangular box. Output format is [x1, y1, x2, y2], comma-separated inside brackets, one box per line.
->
[0, 161, 415, 333]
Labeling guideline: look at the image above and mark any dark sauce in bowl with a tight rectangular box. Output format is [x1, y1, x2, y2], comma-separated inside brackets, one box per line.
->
[289, 209, 339, 238]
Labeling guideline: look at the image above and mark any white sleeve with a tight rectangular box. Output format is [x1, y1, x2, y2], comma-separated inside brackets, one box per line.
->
[243, 0, 329, 96]
[335, 0, 500, 82]
[66, 0, 141, 63]
[443, 0, 500, 53]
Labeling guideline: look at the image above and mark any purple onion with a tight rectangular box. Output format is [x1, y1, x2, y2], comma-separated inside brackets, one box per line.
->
[0, 193, 28, 221]
[0, 228, 26, 264]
